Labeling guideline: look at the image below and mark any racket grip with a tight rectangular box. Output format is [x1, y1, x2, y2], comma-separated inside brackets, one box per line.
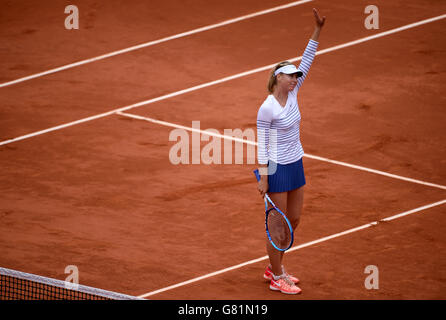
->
[253, 169, 261, 182]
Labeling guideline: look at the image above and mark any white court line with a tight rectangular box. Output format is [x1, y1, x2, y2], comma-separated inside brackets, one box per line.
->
[117, 111, 446, 190]
[303, 154, 446, 190]
[138, 199, 446, 298]
[0, 0, 313, 88]
[116, 111, 256, 145]
[1, 14, 445, 147]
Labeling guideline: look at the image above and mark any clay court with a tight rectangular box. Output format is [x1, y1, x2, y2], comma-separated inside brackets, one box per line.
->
[1, 0, 445, 300]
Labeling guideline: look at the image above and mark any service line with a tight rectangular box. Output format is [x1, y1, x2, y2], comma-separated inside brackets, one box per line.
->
[117, 111, 446, 190]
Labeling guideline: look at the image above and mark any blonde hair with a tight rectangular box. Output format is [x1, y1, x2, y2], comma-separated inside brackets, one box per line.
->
[267, 61, 293, 94]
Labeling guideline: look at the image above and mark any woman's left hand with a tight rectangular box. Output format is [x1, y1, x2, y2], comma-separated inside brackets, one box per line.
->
[313, 8, 326, 28]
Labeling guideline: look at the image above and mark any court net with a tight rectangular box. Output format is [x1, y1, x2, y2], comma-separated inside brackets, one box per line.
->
[0, 267, 143, 300]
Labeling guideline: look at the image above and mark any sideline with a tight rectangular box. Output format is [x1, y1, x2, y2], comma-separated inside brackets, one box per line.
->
[137, 199, 446, 298]
[1, 14, 445, 147]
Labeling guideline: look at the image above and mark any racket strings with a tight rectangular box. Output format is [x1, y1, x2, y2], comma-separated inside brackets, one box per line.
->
[266, 209, 292, 250]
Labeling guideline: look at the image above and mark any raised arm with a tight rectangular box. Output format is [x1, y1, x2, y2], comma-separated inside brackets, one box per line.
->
[294, 8, 326, 92]
[311, 8, 326, 42]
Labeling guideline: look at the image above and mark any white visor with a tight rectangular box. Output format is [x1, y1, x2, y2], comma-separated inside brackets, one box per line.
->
[274, 64, 303, 77]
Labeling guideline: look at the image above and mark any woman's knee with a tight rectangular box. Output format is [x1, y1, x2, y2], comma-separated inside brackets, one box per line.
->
[287, 187, 304, 230]
[290, 216, 300, 230]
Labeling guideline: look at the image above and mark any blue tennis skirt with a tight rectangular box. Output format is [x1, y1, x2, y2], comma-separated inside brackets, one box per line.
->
[267, 158, 306, 193]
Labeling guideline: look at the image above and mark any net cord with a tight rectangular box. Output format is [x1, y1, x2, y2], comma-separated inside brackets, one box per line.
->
[0, 267, 144, 300]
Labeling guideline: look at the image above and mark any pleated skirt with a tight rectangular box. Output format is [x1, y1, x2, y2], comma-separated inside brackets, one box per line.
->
[267, 158, 306, 193]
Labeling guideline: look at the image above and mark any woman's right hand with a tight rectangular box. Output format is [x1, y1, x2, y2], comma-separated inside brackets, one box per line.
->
[258, 177, 269, 198]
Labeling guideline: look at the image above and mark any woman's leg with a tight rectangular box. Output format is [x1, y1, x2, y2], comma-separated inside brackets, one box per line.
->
[279, 186, 304, 272]
[266, 191, 288, 276]
[287, 186, 305, 230]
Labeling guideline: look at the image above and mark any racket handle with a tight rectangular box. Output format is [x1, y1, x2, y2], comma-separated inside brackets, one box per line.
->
[253, 169, 261, 182]
[254, 169, 271, 206]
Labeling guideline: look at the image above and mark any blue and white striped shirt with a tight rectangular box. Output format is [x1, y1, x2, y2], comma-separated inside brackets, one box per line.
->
[257, 39, 318, 165]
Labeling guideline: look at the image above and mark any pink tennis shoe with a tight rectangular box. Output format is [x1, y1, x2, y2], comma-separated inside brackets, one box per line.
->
[263, 265, 300, 284]
[269, 276, 302, 295]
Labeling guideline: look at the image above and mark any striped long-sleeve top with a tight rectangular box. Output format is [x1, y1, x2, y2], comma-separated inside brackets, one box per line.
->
[257, 39, 318, 165]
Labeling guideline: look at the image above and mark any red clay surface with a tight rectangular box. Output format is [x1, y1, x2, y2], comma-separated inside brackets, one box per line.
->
[1, 0, 445, 300]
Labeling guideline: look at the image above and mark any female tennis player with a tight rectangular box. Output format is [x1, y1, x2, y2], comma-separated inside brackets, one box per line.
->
[256, 8, 325, 295]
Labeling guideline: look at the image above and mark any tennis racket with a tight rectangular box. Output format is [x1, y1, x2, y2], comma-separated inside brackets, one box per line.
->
[254, 169, 294, 251]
